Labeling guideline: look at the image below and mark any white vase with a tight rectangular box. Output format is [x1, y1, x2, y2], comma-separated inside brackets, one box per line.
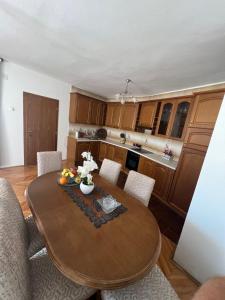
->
[80, 182, 95, 195]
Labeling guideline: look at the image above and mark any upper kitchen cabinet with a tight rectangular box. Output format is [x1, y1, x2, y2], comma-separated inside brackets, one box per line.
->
[120, 103, 139, 131]
[69, 92, 106, 125]
[105, 103, 122, 128]
[138, 101, 158, 128]
[189, 92, 223, 129]
[156, 98, 192, 140]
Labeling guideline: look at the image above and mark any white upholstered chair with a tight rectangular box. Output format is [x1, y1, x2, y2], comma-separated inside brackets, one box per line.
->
[99, 159, 122, 185]
[101, 264, 179, 300]
[124, 170, 155, 207]
[0, 178, 96, 300]
[37, 151, 62, 177]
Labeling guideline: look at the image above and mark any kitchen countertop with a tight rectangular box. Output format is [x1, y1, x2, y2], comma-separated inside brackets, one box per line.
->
[73, 137, 178, 170]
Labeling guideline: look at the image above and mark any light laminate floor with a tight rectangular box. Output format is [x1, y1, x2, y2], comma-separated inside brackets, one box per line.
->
[0, 164, 199, 299]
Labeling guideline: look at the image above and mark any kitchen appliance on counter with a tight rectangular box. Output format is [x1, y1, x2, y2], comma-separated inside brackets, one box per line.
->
[96, 128, 107, 139]
[125, 150, 140, 171]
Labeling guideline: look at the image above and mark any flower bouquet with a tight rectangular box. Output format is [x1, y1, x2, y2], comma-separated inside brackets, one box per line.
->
[77, 151, 98, 194]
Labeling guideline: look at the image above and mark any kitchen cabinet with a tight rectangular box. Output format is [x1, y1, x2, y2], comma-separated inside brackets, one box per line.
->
[105, 103, 114, 127]
[76, 142, 91, 164]
[114, 147, 127, 169]
[112, 104, 122, 128]
[99, 142, 107, 161]
[189, 92, 223, 129]
[138, 156, 174, 202]
[90, 142, 100, 161]
[156, 98, 192, 140]
[168, 146, 205, 215]
[67, 136, 76, 165]
[106, 144, 115, 160]
[138, 101, 158, 128]
[184, 127, 212, 151]
[120, 103, 139, 131]
[69, 92, 106, 125]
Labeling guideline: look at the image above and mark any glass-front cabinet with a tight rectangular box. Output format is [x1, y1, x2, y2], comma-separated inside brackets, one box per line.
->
[156, 98, 192, 140]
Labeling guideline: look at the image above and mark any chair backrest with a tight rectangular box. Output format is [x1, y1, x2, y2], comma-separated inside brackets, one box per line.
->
[37, 151, 62, 177]
[124, 170, 155, 207]
[0, 178, 31, 300]
[99, 159, 122, 185]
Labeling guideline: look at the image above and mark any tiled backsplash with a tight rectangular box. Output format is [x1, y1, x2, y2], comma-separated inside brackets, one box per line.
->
[69, 123, 183, 161]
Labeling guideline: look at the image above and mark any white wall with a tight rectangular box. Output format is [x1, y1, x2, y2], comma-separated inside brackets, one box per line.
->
[0, 61, 71, 167]
[174, 96, 225, 283]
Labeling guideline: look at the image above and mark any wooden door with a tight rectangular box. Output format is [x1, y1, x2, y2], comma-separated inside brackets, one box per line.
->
[189, 92, 223, 129]
[138, 101, 157, 128]
[23, 92, 58, 165]
[120, 103, 139, 131]
[168, 146, 206, 215]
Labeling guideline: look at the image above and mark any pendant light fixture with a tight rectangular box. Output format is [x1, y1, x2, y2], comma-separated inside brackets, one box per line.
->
[115, 79, 137, 104]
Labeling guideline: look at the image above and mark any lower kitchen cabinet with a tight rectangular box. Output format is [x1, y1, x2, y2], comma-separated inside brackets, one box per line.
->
[99, 142, 107, 161]
[76, 142, 91, 164]
[113, 146, 127, 168]
[90, 142, 100, 161]
[138, 156, 174, 202]
[105, 144, 115, 160]
[168, 146, 206, 216]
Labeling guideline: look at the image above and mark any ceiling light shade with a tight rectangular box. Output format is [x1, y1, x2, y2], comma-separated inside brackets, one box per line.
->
[116, 79, 137, 104]
[0, 58, 3, 63]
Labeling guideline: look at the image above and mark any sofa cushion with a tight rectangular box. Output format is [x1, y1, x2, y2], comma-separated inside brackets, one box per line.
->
[26, 216, 44, 258]
[0, 178, 31, 300]
[30, 248, 96, 300]
[101, 265, 179, 300]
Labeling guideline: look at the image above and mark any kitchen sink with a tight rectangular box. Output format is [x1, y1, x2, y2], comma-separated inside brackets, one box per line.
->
[131, 147, 153, 154]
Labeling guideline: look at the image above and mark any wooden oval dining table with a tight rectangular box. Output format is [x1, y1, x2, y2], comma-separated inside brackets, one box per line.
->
[26, 171, 161, 290]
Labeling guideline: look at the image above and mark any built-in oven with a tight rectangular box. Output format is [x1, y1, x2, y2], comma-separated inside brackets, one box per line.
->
[125, 150, 140, 171]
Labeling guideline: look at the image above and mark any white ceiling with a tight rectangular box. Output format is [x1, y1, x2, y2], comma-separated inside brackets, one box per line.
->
[1, 0, 225, 98]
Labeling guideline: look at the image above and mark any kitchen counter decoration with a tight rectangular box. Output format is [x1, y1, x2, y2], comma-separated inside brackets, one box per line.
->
[78, 151, 98, 194]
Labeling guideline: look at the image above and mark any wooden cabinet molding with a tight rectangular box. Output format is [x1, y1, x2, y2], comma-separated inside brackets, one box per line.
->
[138, 156, 174, 203]
[189, 92, 223, 129]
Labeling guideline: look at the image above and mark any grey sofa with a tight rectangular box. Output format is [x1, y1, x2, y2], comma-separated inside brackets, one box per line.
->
[0, 178, 96, 299]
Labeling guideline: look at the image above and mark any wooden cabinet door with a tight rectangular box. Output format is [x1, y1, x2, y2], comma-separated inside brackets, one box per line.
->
[189, 92, 223, 129]
[69, 93, 91, 124]
[120, 103, 139, 131]
[67, 137, 76, 164]
[184, 127, 212, 151]
[97, 101, 106, 126]
[105, 144, 115, 160]
[99, 142, 107, 161]
[138, 156, 174, 202]
[114, 147, 127, 169]
[170, 98, 192, 140]
[112, 104, 122, 128]
[76, 142, 90, 163]
[105, 104, 114, 127]
[168, 146, 206, 215]
[90, 142, 100, 161]
[89, 100, 99, 125]
[138, 101, 157, 128]
[156, 101, 174, 137]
